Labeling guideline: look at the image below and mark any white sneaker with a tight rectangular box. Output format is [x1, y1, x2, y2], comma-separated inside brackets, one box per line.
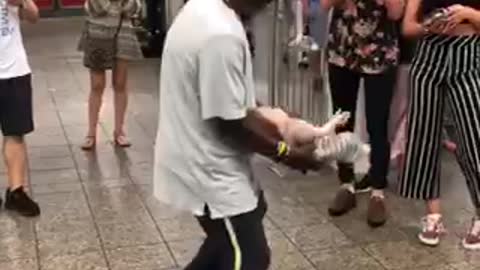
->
[418, 215, 446, 246]
[462, 218, 480, 250]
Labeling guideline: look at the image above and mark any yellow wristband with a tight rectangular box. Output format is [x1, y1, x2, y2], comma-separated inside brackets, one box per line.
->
[276, 141, 289, 158]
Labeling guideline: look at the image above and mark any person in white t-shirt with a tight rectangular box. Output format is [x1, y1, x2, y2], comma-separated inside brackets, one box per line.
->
[0, 0, 40, 217]
[154, 0, 321, 268]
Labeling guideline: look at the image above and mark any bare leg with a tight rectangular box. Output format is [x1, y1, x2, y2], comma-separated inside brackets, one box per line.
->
[3, 136, 40, 217]
[426, 199, 441, 215]
[112, 59, 130, 146]
[442, 140, 457, 152]
[417, 198, 444, 246]
[4, 136, 27, 190]
[83, 69, 106, 150]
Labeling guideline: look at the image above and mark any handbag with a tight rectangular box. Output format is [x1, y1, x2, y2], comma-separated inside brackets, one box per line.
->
[83, 14, 124, 70]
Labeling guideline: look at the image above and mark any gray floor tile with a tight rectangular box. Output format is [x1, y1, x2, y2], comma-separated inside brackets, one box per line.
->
[83, 178, 132, 189]
[0, 214, 36, 240]
[449, 262, 476, 270]
[156, 216, 205, 242]
[33, 182, 83, 195]
[0, 214, 37, 262]
[266, 229, 298, 255]
[35, 192, 91, 222]
[40, 251, 108, 270]
[267, 203, 328, 229]
[436, 237, 480, 266]
[26, 127, 68, 147]
[97, 220, 162, 249]
[106, 244, 176, 270]
[167, 239, 203, 267]
[411, 265, 455, 270]
[141, 192, 188, 221]
[270, 250, 314, 270]
[0, 234, 37, 262]
[28, 156, 76, 171]
[0, 259, 38, 270]
[34, 110, 62, 128]
[304, 247, 385, 270]
[28, 145, 72, 159]
[37, 224, 101, 258]
[75, 152, 130, 181]
[29, 169, 80, 186]
[364, 241, 446, 270]
[128, 161, 154, 186]
[85, 186, 141, 208]
[90, 200, 154, 225]
[332, 215, 408, 244]
[284, 223, 353, 252]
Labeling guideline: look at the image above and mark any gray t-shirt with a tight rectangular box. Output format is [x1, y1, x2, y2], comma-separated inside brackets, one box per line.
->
[153, 0, 259, 219]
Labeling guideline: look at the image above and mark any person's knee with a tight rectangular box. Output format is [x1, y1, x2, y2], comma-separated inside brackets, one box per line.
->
[113, 61, 128, 93]
[90, 70, 106, 94]
[112, 73, 127, 93]
[91, 80, 106, 95]
[113, 80, 127, 93]
[4, 136, 25, 145]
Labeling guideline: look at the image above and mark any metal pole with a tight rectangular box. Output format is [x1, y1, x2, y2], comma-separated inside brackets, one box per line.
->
[268, 0, 280, 106]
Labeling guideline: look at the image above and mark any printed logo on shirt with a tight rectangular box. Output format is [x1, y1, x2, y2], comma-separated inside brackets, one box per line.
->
[0, 3, 14, 37]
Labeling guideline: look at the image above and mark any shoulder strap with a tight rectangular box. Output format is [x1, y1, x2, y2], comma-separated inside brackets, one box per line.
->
[113, 13, 124, 39]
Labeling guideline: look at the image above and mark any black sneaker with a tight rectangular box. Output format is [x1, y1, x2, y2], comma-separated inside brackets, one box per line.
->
[5, 187, 40, 217]
[355, 176, 372, 193]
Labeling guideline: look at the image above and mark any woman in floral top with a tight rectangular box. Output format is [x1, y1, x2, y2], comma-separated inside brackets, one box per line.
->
[322, 0, 404, 228]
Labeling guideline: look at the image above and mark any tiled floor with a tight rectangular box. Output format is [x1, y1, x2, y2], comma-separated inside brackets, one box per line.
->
[0, 18, 479, 270]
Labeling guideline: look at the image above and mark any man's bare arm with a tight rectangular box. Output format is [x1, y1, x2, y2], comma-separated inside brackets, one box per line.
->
[215, 109, 283, 159]
[15, 0, 39, 23]
[466, 8, 480, 31]
[385, 0, 405, 21]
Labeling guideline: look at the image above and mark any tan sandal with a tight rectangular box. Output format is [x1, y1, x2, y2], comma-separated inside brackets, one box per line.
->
[113, 133, 131, 148]
[81, 136, 96, 151]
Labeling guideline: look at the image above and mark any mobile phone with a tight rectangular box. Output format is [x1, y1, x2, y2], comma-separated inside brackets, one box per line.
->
[422, 8, 449, 28]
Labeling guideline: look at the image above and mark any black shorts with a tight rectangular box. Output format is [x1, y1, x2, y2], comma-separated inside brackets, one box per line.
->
[0, 74, 34, 136]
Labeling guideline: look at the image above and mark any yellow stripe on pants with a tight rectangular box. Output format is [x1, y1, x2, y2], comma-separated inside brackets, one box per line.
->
[224, 218, 242, 270]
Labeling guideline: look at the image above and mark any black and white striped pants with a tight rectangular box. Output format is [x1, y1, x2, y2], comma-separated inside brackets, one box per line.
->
[399, 34, 480, 208]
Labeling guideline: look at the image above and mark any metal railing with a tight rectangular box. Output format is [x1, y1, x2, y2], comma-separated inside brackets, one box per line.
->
[268, 0, 330, 125]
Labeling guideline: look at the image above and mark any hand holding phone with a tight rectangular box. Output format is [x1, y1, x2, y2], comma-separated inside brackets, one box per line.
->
[423, 8, 449, 28]
[422, 8, 450, 33]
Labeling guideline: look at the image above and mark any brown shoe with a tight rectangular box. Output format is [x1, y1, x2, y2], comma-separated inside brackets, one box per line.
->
[367, 196, 387, 228]
[328, 188, 356, 216]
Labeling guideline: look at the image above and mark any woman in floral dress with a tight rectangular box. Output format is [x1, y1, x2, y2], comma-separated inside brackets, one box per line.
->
[321, 0, 404, 227]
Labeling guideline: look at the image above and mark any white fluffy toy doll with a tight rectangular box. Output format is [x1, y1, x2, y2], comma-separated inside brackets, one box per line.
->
[256, 107, 370, 164]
